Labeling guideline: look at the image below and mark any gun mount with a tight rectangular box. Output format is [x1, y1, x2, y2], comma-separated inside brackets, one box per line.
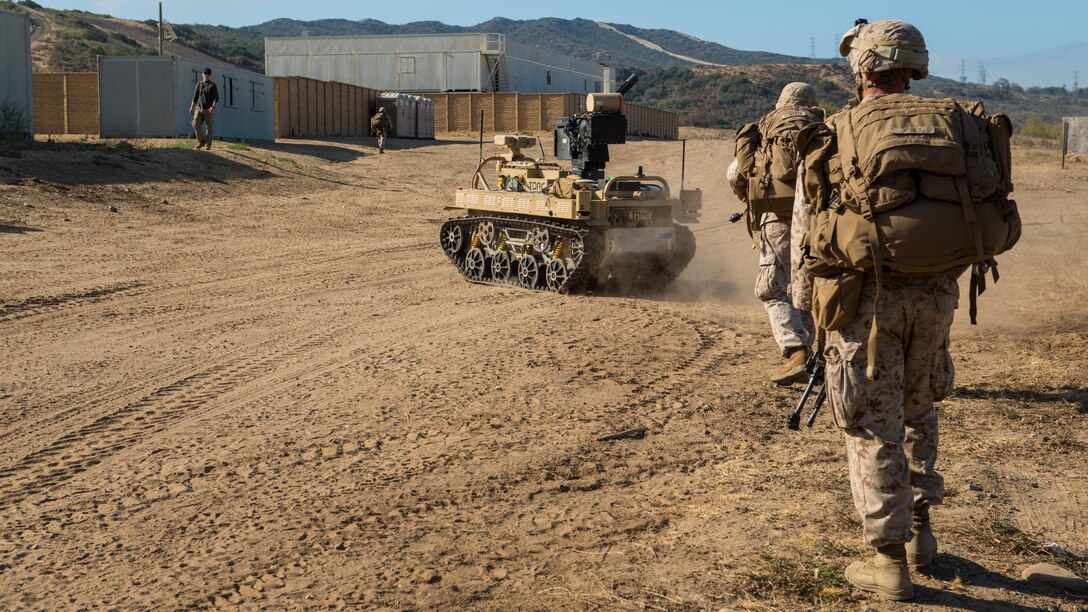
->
[554, 74, 639, 181]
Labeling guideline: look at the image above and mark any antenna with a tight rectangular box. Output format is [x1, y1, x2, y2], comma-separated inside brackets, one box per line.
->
[680, 139, 686, 192]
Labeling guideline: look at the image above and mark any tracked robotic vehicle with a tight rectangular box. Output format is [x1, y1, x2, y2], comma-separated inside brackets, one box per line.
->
[440, 75, 701, 292]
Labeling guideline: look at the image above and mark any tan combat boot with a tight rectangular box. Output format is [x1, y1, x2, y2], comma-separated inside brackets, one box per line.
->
[770, 348, 808, 386]
[845, 543, 914, 601]
[906, 509, 937, 567]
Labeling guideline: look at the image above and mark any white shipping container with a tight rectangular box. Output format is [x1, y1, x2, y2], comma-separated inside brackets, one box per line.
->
[99, 56, 274, 140]
[0, 9, 33, 137]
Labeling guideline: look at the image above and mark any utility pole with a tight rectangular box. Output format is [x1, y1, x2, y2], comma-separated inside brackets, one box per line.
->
[1075, 71, 1080, 99]
[158, 2, 163, 56]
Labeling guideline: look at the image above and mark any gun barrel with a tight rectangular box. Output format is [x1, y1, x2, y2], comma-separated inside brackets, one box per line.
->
[616, 74, 639, 96]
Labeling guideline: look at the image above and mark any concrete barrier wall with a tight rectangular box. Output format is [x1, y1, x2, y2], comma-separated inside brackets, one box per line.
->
[422, 92, 679, 139]
[33, 73, 99, 135]
[273, 76, 377, 138]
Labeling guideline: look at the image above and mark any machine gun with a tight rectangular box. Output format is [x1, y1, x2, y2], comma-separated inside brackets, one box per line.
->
[787, 353, 826, 430]
[554, 74, 639, 181]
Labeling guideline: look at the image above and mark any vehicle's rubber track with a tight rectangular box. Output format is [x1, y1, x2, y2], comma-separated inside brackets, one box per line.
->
[440, 216, 599, 294]
[441, 216, 697, 294]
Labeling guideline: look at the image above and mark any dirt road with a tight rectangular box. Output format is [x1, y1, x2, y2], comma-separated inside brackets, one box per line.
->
[1, 135, 1085, 609]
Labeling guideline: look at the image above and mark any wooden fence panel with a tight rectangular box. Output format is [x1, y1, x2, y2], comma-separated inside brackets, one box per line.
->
[32, 73, 99, 135]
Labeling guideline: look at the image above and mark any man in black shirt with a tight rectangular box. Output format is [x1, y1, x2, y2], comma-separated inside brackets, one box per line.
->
[189, 67, 218, 149]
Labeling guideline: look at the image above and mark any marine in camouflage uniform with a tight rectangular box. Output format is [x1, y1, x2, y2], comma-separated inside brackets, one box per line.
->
[793, 20, 955, 600]
[370, 108, 391, 153]
[727, 83, 820, 385]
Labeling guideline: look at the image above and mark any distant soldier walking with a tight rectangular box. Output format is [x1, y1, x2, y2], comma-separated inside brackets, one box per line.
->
[370, 107, 391, 154]
[727, 83, 823, 385]
[189, 67, 218, 150]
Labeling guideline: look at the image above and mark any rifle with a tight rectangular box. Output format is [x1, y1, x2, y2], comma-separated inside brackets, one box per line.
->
[788, 352, 826, 430]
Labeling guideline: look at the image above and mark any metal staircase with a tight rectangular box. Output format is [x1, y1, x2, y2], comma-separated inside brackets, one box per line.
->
[481, 33, 511, 92]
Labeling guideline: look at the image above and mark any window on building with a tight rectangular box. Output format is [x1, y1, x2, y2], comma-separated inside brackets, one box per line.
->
[594, 81, 602, 93]
[222, 76, 237, 108]
[546, 71, 552, 85]
[250, 81, 265, 112]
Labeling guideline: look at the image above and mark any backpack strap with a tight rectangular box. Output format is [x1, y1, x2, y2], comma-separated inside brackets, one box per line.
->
[955, 106, 994, 325]
[837, 108, 885, 380]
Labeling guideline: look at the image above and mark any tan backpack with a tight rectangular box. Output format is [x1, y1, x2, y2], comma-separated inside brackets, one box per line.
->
[801, 94, 1021, 373]
[734, 106, 824, 232]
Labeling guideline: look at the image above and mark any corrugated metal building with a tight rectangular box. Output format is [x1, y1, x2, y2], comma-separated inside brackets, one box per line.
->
[0, 9, 34, 137]
[265, 33, 615, 95]
[98, 56, 274, 140]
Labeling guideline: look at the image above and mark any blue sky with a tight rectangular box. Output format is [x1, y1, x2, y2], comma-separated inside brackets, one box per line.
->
[36, 0, 1088, 87]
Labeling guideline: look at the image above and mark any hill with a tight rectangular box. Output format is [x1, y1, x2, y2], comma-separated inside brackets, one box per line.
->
[6, 1, 1086, 131]
[624, 64, 1088, 130]
[240, 16, 829, 69]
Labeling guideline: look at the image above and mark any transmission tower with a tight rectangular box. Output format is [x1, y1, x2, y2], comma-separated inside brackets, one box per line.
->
[978, 61, 987, 86]
[1075, 71, 1080, 99]
[960, 60, 967, 84]
[810, 36, 816, 58]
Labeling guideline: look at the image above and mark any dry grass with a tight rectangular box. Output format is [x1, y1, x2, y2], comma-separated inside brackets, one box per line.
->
[738, 539, 857, 610]
[953, 516, 1088, 579]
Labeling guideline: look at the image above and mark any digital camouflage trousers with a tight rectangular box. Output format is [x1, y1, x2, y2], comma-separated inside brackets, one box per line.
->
[755, 213, 811, 356]
[825, 272, 959, 547]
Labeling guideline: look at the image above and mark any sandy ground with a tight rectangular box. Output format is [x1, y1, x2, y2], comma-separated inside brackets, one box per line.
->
[0, 133, 1086, 610]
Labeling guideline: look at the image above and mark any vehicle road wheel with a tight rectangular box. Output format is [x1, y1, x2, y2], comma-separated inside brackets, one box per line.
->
[464, 248, 487, 281]
[491, 250, 512, 282]
[546, 259, 568, 292]
[518, 255, 541, 289]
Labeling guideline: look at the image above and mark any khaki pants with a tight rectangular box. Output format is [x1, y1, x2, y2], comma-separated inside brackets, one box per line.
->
[825, 273, 958, 548]
[755, 213, 811, 356]
[192, 109, 214, 147]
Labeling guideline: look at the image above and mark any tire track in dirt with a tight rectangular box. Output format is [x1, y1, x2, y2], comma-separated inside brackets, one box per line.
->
[0, 239, 441, 443]
[0, 239, 432, 334]
[181, 305, 745, 608]
[0, 284, 565, 510]
[0, 322, 354, 506]
[0, 281, 146, 324]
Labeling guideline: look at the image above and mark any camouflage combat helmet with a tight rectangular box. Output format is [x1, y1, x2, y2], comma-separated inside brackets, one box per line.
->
[839, 19, 928, 80]
[776, 82, 818, 109]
